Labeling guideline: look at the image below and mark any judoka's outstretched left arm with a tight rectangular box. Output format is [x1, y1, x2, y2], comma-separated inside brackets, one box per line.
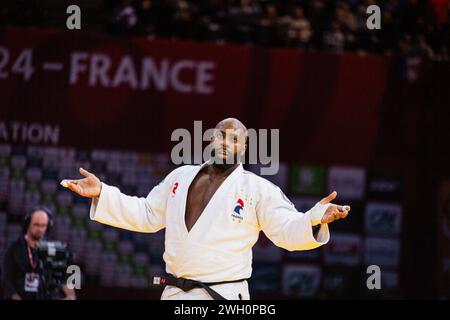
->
[257, 183, 350, 251]
[63, 167, 172, 233]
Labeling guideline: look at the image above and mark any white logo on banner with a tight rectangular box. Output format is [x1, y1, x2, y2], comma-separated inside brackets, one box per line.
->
[0, 121, 60, 145]
[70, 52, 216, 94]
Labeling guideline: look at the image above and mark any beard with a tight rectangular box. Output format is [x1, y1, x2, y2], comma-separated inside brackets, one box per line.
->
[211, 148, 242, 165]
[29, 232, 44, 242]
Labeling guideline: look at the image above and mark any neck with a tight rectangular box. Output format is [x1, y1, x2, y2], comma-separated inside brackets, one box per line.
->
[208, 162, 240, 176]
[24, 234, 38, 248]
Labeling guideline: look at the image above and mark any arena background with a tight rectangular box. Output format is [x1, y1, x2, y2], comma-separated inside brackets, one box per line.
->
[0, 0, 449, 299]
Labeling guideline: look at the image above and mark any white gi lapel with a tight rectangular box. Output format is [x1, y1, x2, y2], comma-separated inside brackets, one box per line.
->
[181, 162, 244, 239]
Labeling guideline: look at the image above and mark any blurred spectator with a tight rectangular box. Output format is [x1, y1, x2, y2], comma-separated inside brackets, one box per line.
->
[152, 0, 175, 38]
[1, 0, 447, 59]
[354, 0, 386, 53]
[197, 0, 228, 43]
[284, 5, 313, 48]
[111, 0, 138, 34]
[379, 9, 400, 55]
[172, 0, 198, 40]
[323, 20, 345, 53]
[228, 0, 262, 43]
[307, 0, 330, 50]
[399, 32, 414, 56]
[417, 33, 435, 58]
[1, 0, 43, 27]
[335, 2, 357, 51]
[257, 2, 283, 46]
[135, 0, 156, 37]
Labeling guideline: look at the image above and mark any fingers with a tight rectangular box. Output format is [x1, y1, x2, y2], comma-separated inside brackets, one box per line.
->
[60, 179, 70, 188]
[336, 205, 351, 212]
[341, 205, 350, 218]
[66, 181, 82, 195]
[79, 167, 93, 178]
[332, 210, 342, 221]
[335, 206, 350, 219]
[320, 191, 337, 204]
[321, 205, 351, 224]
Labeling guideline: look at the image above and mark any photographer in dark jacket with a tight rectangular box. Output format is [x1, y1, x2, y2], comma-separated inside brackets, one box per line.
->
[2, 207, 76, 300]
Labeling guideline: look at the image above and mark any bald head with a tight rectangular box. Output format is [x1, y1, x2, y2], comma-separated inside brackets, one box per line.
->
[215, 118, 248, 134]
[27, 210, 49, 241]
[211, 118, 248, 164]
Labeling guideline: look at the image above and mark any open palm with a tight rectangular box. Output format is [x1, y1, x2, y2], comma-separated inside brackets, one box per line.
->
[319, 191, 351, 224]
[64, 168, 102, 198]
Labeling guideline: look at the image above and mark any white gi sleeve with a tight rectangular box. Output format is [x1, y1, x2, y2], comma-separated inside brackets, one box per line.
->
[89, 169, 177, 233]
[256, 183, 331, 251]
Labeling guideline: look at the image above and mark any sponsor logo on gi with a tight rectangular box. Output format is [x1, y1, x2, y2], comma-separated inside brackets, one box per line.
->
[232, 198, 245, 223]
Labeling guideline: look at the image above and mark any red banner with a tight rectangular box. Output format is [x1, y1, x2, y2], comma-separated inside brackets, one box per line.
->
[0, 27, 389, 165]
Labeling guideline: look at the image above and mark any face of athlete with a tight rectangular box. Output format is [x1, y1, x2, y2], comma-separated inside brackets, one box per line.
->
[210, 118, 248, 165]
[27, 210, 49, 242]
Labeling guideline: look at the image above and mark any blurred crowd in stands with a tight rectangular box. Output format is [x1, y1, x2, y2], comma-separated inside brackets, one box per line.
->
[1, 0, 449, 59]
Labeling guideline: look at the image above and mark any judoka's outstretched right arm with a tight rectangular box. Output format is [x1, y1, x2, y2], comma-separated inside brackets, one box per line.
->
[63, 167, 170, 233]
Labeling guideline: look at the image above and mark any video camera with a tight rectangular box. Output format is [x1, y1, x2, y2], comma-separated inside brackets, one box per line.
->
[36, 241, 74, 300]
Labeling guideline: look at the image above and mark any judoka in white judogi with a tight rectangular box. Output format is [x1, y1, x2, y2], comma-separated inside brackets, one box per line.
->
[63, 118, 350, 300]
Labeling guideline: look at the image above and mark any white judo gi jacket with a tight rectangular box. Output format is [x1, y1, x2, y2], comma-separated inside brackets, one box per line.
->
[89, 162, 331, 300]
